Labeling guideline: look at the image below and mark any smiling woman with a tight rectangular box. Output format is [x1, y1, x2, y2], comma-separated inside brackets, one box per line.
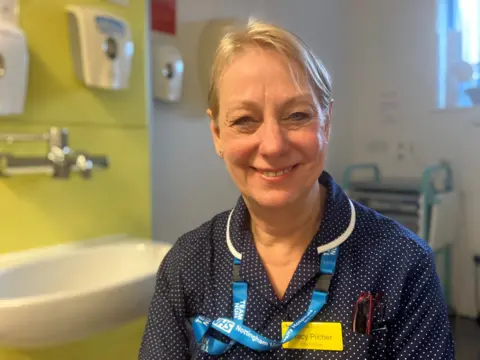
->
[209, 46, 330, 213]
[139, 18, 455, 360]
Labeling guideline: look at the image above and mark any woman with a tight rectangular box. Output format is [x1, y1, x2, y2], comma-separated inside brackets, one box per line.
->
[140, 19, 454, 359]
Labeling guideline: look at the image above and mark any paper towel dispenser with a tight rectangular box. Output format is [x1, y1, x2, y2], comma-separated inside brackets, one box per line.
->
[152, 43, 183, 103]
[66, 5, 134, 90]
[0, 20, 29, 116]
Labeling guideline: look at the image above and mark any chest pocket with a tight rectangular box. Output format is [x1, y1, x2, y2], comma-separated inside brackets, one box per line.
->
[342, 328, 388, 360]
[342, 329, 370, 358]
[367, 328, 388, 359]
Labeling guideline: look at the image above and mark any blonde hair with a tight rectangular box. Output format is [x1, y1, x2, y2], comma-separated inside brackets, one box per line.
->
[208, 18, 333, 124]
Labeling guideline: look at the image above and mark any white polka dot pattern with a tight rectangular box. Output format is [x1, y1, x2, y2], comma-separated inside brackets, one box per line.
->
[139, 171, 455, 359]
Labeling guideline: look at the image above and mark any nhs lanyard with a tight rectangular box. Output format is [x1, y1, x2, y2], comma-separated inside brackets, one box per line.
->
[191, 233, 339, 354]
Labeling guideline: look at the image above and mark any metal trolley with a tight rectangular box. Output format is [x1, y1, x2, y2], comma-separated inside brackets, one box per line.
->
[342, 162, 457, 314]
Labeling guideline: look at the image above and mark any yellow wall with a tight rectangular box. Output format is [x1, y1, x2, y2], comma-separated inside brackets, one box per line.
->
[0, 0, 151, 359]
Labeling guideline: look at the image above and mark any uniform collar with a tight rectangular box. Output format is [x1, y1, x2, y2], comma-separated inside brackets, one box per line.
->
[226, 170, 356, 305]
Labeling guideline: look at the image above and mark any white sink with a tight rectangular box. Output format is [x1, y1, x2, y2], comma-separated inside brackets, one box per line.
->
[0, 240, 172, 349]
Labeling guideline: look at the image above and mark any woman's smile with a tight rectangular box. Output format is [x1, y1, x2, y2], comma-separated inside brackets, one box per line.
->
[252, 164, 299, 181]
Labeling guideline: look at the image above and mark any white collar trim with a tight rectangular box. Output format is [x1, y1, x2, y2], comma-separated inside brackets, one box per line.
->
[226, 198, 356, 260]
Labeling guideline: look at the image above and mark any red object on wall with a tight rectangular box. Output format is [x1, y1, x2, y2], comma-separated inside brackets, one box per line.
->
[151, 0, 176, 35]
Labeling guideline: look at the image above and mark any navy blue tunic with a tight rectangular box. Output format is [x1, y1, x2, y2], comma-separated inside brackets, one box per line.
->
[139, 172, 455, 359]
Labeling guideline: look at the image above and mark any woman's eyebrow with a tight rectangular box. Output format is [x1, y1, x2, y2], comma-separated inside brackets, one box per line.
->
[225, 93, 314, 118]
[280, 93, 314, 108]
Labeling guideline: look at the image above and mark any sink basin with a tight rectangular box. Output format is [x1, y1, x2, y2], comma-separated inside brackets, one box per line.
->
[0, 240, 172, 349]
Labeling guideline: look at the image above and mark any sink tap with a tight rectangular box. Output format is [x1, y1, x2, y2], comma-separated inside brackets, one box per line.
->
[0, 127, 109, 179]
[75, 152, 93, 179]
[47, 128, 71, 178]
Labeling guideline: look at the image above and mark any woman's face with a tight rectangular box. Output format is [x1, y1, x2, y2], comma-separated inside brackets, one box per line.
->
[209, 48, 331, 209]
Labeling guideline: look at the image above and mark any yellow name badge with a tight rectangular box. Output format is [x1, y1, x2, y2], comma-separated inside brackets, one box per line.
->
[281, 322, 343, 351]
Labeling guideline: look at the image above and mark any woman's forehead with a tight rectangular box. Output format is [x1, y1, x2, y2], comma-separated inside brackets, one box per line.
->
[218, 49, 311, 104]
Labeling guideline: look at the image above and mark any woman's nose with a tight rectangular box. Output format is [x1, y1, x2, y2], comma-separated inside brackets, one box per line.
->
[257, 118, 289, 157]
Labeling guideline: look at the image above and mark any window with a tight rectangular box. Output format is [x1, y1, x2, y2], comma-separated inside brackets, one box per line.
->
[437, 0, 480, 109]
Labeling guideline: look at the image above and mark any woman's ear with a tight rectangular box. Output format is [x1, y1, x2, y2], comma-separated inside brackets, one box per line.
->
[208, 109, 223, 157]
[324, 100, 333, 143]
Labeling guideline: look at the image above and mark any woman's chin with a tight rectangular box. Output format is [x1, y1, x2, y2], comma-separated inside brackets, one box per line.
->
[247, 190, 298, 209]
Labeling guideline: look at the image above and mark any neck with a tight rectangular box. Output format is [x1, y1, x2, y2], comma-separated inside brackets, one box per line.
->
[245, 183, 325, 250]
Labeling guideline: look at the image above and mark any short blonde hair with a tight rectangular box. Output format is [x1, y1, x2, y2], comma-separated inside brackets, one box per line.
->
[208, 18, 333, 124]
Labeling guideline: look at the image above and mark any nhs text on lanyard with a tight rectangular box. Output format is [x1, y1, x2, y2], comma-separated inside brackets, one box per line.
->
[191, 246, 339, 354]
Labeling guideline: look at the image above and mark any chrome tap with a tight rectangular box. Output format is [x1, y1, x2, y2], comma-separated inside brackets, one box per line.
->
[75, 152, 93, 179]
[47, 127, 71, 178]
[0, 127, 109, 179]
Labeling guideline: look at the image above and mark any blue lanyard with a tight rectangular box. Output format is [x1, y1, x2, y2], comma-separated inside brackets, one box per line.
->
[191, 246, 339, 354]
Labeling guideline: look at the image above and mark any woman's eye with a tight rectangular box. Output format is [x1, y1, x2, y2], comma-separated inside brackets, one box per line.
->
[288, 112, 310, 121]
[233, 116, 255, 126]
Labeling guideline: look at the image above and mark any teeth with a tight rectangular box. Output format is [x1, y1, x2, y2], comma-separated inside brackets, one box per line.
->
[262, 167, 293, 178]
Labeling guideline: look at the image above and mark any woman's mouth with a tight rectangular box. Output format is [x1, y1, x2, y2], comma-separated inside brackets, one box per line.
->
[254, 164, 298, 178]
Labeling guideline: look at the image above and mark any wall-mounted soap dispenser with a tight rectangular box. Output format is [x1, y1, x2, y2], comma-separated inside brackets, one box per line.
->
[0, 0, 29, 116]
[66, 5, 134, 90]
[152, 43, 184, 103]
